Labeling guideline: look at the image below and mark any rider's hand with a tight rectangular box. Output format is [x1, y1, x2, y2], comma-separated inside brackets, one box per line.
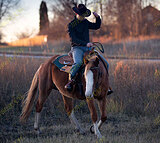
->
[93, 12, 99, 18]
[87, 43, 93, 47]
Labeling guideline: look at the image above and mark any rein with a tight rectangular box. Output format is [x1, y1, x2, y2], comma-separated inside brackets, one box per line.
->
[90, 65, 102, 90]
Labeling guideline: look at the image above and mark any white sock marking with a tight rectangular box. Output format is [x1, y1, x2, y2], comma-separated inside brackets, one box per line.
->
[85, 70, 94, 98]
[34, 112, 40, 129]
[69, 111, 81, 129]
[69, 111, 85, 134]
[98, 120, 103, 129]
[94, 122, 102, 138]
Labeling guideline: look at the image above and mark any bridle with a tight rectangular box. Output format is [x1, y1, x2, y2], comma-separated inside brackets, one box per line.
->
[90, 64, 102, 90]
[85, 42, 104, 91]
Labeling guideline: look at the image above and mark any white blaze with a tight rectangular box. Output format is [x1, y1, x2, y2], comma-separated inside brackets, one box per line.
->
[85, 70, 94, 98]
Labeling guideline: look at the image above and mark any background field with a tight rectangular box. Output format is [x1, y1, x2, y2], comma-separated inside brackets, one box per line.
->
[0, 37, 160, 59]
[1, 0, 160, 142]
[0, 42, 160, 143]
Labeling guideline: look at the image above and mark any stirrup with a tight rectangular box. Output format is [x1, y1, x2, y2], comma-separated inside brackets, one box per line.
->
[107, 89, 113, 95]
[65, 79, 75, 91]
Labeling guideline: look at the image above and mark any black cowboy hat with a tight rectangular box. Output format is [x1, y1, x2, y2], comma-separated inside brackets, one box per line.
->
[72, 4, 91, 17]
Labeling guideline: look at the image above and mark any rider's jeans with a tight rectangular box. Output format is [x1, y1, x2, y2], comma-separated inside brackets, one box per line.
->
[70, 46, 91, 79]
[69, 46, 109, 79]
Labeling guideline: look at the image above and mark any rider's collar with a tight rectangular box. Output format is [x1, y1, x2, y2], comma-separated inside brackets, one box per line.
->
[74, 16, 86, 22]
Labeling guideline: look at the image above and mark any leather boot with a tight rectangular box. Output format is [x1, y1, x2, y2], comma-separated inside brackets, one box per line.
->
[107, 86, 113, 95]
[65, 74, 75, 91]
[65, 80, 74, 91]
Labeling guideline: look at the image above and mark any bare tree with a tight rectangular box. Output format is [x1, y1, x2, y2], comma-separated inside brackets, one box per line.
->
[16, 29, 36, 40]
[45, 0, 158, 39]
[47, 0, 77, 40]
[104, 0, 145, 38]
[49, 0, 93, 21]
[52, 0, 76, 20]
[0, 0, 20, 43]
[47, 0, 97, 40]
[0, 0, 20, 21]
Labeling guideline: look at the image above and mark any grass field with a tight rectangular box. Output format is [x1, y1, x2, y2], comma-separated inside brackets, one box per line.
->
[0, 41, 70, 55]
[0, 37, 160, 59]
[0, 54, 160, 143]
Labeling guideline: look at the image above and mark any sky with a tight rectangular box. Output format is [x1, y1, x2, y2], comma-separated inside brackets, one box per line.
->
[0, 0, 160, 43]
[0, 0, 53, 43]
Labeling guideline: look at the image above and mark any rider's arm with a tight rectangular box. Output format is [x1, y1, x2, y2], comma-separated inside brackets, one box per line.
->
[88, 16, 101, 30]
[68, 23, 88, 46]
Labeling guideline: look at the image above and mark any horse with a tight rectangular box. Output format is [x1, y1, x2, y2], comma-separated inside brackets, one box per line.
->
[20, 51, 109, 139]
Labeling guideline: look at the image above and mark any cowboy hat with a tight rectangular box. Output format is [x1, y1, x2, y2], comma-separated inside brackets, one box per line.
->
[72, 4, 91, 17]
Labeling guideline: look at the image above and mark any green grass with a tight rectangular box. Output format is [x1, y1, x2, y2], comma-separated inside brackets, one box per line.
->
[0, 56, 160, 143]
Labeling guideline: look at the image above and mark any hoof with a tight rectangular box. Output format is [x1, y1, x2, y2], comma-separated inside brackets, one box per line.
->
[34, 128, 41, 135]
[80, 130, 86, 135]
[90, 125, 94, 134]
[75, 128, 86, 135]
[107, 90, 113, 95]
[96, 133, 102, 139]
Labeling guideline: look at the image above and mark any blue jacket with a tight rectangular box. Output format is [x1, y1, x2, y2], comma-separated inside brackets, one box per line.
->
[68, 16, 101, 47]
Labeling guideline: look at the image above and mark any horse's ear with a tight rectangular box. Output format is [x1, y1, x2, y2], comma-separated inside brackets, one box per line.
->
[94, 57, 99, 67]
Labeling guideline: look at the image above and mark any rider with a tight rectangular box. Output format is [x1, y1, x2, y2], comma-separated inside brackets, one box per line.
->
[65, 4, 113, 95]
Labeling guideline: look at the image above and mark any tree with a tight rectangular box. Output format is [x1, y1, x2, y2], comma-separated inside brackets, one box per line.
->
[0, 0, 20, 43]
[16, 29, 36, 40]
[104, 0, 144, 38]
[51, 0, 77, 20]
[47, 0, 96, 40]
[47, 0, 76, 40]
[39, 1, 49, 35]
[0, 0, 20, 21]
[45, 0, 158, 39]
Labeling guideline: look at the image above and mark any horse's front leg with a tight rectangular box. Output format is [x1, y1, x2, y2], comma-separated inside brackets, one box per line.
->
[62, 95, 85, 135]
[86, 98, 102, 138]
[90, 96, 107, 135]
[97, 96, 107, 129]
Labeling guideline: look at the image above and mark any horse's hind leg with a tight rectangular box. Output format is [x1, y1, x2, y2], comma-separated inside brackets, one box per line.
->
[62, 95, 85, 135]
[34, 63, 53, 133]
[34, 87, 52, 134]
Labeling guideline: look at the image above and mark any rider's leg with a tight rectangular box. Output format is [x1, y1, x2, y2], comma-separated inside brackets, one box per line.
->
[65, 47, 84, 90]
[69, 46, 92, 79]
[70, 47, 84, 79]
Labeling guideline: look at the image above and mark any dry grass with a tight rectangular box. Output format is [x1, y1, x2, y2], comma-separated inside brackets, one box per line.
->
[112, 60, 160, 116]
[1, 36, 160, 59]
[92, 35, 160, 44]
[0, 56, 160, 143]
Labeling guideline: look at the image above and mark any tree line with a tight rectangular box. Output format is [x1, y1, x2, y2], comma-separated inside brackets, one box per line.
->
[41, 0, 159, 40]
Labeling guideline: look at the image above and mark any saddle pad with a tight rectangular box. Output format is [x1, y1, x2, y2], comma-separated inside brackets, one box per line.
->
[53, 55, 73, 73]
[59, 55, 74, 66]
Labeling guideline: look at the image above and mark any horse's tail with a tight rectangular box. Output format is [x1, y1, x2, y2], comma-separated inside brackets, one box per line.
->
[20, 65, 42, 123]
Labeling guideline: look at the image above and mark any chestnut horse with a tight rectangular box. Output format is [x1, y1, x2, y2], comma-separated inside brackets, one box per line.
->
[20, 54, 109, 138]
